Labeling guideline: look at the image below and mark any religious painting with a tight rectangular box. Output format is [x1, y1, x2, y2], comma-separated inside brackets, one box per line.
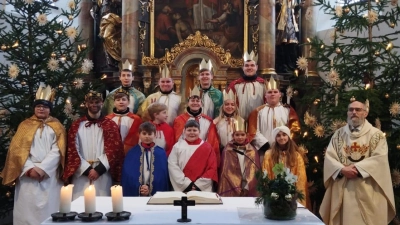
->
[150, 0, 248, 58]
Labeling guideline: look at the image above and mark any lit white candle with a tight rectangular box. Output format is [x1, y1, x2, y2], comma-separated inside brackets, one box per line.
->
[110, 185, 123, 213]
[59, 184, 74, 213]
[84, 185, 96, 214]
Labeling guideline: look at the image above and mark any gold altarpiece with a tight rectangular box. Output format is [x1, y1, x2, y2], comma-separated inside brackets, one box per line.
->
[140, 31, 244, 98]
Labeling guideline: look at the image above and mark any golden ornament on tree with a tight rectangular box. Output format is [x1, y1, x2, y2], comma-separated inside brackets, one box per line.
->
[73, 81, 78, 86]
[390, 23, 395, 28]
[68, 15, 73, 21]
[344, 7, 350, 13]
[80, 103, 85, 108]
[335, 47, 342, 54]
[20, 80, 26, 86]
[1, 44, 6, 51]
[51, 52, 56, 58]
[58, 84, 64, 89]
[313, 168, 318, 173]
[6, 191, 11, 198]
[385, 93, 389, 98]
[350, 96, 356, 102]
[293, 90, 298, 96]
[397, 144, 400, 150]
[374, 51, 380, 56]
[81, 44, 87, 50]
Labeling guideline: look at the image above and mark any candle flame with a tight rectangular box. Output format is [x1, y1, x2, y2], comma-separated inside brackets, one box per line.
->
[314, 156, 319, 163]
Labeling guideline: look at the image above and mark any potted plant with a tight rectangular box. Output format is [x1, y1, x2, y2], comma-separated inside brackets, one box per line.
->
[255, 163, 304, 220]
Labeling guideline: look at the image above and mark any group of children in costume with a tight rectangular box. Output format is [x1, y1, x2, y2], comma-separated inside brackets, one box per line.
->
[111, 84, 307, 205]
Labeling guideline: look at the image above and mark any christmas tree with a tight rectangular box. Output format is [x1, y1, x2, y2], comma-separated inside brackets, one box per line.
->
[0, 0, 103, 218]
[291, 0, 400, 220]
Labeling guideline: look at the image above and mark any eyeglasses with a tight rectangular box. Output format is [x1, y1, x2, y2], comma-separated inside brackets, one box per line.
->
[348, 107, 365, 112]
[35, 105, 50, 110]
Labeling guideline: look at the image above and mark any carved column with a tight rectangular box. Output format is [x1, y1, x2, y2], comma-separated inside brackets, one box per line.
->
[121, 0, 138, 70]
[174, 80, 181, 94]
[301, 0, 317, 76]
[258, 0, 276, 75]
[78, 0, 93, 58]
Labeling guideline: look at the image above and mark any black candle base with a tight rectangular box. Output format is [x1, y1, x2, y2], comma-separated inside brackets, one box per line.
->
[177, 218, 192, 222]
[78, 212, 103, 222]
[51, 212, 78, 222]
[105, 211, 131, 221]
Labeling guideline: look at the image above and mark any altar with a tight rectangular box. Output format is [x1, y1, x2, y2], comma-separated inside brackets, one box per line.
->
[41, 197, 323, 225]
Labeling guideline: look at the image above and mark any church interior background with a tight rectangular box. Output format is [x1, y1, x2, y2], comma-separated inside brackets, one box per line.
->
[1, 0, 400, 223]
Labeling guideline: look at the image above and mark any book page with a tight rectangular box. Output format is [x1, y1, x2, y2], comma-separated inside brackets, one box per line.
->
[152, 191, 186, 199]
[187, 191, 222, 204]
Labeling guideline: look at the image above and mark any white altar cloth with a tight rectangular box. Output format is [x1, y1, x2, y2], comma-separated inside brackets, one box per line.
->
[41, 197, 323, 225]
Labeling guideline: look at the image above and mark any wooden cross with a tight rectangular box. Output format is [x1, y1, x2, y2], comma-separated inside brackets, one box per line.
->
[173, 196, 195, 222]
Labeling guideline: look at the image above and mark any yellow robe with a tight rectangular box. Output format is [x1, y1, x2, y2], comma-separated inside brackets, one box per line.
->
[262, 150, 309, 209]
[319, 121, 395, 225]
[1, 116, 66, 185]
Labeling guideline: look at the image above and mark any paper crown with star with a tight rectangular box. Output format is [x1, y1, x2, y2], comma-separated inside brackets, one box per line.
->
[85, 90, 103, 101]
[243, 50, 258, 63]
[265, 76, 280, 90]
[223, 89, 236, 102]
[122, 59, 132, 71]
[160, 64, 171, 79]
[233, 117, 247, 132]
[199, 59, 213, 71]
[34, 84, 56, 109]
[189, 86, 201, 98]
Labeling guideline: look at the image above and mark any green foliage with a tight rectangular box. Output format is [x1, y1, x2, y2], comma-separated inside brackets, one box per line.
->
[291, 0, 400, 218]
[0, 0, 104, 218]
[255, 163, 304, 206]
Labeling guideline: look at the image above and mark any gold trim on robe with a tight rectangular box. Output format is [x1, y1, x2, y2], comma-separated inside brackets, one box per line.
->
[1, 116, 66, 186]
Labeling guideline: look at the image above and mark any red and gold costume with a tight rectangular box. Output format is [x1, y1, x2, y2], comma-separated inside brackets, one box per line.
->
[107, 112, 142, 154]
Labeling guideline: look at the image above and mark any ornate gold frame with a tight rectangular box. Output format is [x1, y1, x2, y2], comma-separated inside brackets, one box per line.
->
[145, 0, 248, 68]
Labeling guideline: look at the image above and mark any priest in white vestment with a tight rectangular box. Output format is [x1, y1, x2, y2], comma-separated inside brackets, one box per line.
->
[1, 85, 66, 225]
[320, 101, 395, 225]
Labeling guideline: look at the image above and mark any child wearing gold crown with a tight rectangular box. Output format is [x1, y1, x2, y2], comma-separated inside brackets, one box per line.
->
[103, 59, 145, 115]
[173, 86, 221, 166]
[217, 119, 260, 197]
[106, 88, 143, 155]
[1, 84, 66, 225]
[213, 89, 245, 148]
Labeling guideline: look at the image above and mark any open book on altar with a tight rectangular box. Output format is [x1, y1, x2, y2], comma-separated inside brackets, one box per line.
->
[147, 191, 223, 205]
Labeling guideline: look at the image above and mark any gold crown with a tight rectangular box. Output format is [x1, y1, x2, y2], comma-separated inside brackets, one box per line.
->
[223, 89, 236, 102]
[199, 59, 212, 71]
[160, 64, 171, 79]
[189, 86, 201, 98]
[233, 117, 247, 132]
[122, 59, 132, 71]
[36, 84, 55, 102]
[114, 88, 130, 97]
[266, 76, 279, 90]
[243, 50, 258, 62]
[85, 90, 103, 101]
